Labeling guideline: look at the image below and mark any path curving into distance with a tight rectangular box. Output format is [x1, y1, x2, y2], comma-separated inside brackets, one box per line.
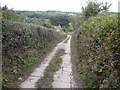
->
[52, 35, 77, 88]
[19, 35, 78, 88]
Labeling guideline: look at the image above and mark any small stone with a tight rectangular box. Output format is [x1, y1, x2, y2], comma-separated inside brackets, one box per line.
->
[18, 77, 22, 81]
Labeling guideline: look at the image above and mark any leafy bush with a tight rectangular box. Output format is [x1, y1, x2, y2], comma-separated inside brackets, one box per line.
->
[2, 19, 66, 88]
[76, 13, 120, 88]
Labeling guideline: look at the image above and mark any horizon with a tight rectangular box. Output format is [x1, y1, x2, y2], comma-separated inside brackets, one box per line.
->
[15, 10, 80, 13]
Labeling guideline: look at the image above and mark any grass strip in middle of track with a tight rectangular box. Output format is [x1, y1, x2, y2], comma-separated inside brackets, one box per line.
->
[36, 49, 65, 88]
[64, 36, 70, 43]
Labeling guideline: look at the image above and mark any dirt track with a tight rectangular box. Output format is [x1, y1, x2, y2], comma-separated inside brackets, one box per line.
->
[19, 35, 81, 88]
[52, 35, 77, 88]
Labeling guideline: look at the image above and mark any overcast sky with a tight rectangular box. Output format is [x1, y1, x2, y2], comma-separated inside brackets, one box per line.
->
[0, 0, 119, 12]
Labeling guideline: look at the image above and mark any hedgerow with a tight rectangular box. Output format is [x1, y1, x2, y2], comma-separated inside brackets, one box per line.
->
[2, 19, 66, 88]
[76, 13, 120, 88]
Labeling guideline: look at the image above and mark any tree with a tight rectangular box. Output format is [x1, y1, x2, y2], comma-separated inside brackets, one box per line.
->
[50, 15, 70, 28]
[82, 2, 111, 18]
[101, 2, 112, 12]
[2, 5, 15, 20]
[2, 5, 8, 10]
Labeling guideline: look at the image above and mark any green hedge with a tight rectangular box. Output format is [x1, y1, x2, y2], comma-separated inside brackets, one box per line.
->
[2, 19, 66, 88]
[76, 14, 120, 88]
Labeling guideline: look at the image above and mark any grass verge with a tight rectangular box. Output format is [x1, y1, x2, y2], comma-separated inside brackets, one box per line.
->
[36, 49, 65, 88]
[71, 33, 83, 88]
[64, 36, 70, 43]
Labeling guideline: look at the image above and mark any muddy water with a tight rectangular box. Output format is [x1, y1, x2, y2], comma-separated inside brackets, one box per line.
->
[19, 38, 66, 88]
[52, 35, 77, 88]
